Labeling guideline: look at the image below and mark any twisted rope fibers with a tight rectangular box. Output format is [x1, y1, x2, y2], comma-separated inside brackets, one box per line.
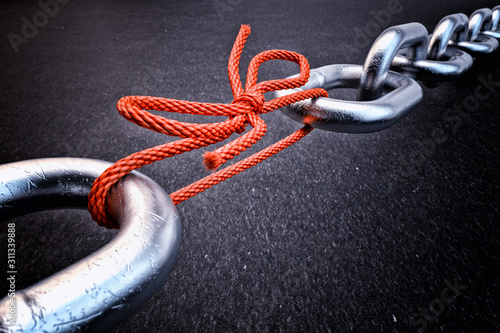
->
[88, 25, 328, 228]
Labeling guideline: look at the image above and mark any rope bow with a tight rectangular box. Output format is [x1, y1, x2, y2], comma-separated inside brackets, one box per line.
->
[88, 25, 328, 228]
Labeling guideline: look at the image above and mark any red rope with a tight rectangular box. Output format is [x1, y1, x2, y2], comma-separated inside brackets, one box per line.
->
[88, 25, 328, 229]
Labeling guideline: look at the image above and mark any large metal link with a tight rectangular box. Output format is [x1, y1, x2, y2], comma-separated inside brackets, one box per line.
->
[468, 8, 493, 40]
[357, 23, 428, 101]
[0, 158, 182, 332]
[276, 6, 500, 133]
[427, 14, 469, 60]
[275, 64, 422, 133]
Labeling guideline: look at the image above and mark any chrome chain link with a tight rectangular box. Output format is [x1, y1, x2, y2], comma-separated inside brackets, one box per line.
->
[275, 6, 500, 133]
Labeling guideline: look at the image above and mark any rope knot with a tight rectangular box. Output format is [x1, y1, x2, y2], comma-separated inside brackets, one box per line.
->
[232, 92, 265, 115]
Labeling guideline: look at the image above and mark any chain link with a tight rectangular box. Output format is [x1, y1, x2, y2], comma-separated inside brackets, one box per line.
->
[276, 6, 500, 133]
[484, 6, 500, 38]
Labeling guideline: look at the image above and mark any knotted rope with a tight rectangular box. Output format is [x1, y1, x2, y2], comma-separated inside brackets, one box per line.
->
[88, 25, 328, 228]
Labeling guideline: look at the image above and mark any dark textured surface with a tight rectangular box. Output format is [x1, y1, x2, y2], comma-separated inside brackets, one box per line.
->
[0, 0, 499, 332]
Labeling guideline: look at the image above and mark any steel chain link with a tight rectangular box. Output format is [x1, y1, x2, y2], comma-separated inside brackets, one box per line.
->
[276, 6, 500, 133]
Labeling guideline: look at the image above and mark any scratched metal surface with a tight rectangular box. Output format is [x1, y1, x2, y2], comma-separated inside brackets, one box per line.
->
[0, 0, 499, 332]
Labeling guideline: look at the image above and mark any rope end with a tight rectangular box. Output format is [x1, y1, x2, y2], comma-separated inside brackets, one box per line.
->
[241, 24, 251, 33]
[203, 151, 224, 171]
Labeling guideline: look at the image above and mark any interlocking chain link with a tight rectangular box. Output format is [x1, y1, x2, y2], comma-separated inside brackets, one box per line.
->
[276, 6, 500, 133]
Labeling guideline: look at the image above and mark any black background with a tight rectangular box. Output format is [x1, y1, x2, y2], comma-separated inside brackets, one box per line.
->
[0, 0, 499, 332]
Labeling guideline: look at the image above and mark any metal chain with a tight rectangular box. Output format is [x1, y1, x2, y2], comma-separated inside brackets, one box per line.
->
[275, 6, 500, 133]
